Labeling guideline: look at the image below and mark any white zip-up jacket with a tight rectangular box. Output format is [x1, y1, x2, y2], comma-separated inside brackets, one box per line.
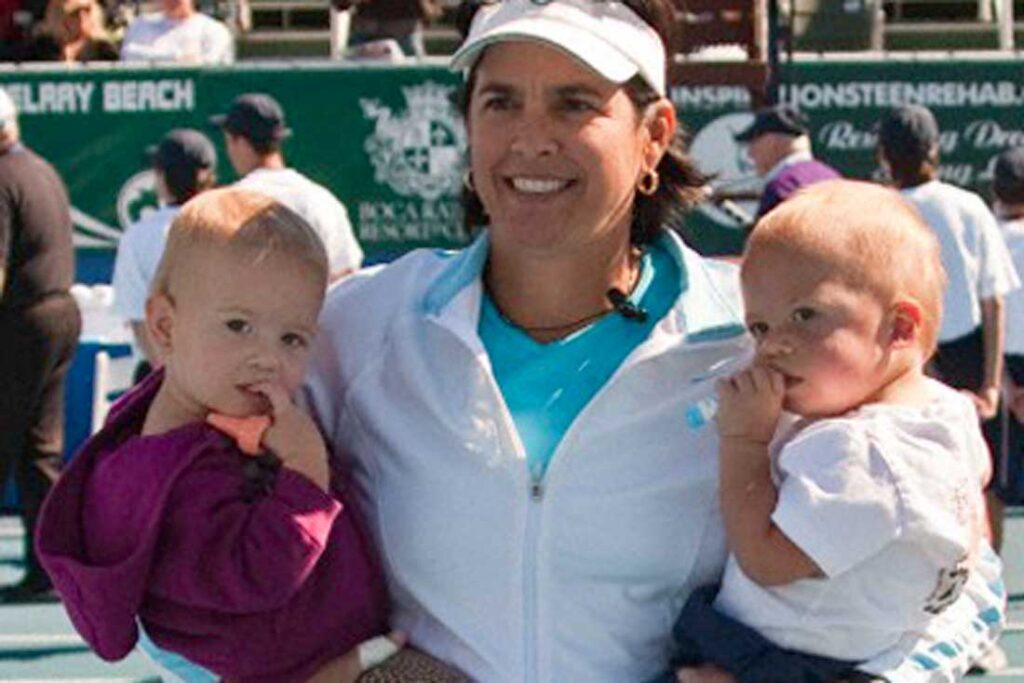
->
[303, 231, 1004, 683]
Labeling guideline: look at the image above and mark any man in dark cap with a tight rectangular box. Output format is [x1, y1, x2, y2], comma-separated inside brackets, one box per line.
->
[0, 87, 81, 602]
[111, 128, 217, 377]
[334, 0, 441, 58]
[734, 104, 840, 221]
[877, 104, 1019, 561]
[210, 93, 363, 281]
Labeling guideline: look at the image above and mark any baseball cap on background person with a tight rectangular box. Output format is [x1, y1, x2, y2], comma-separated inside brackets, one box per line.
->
[146, 128, 217, 204]
[994, 147, 1024, 205]
[876, 104, 940, 161]
[449, 0, 668, 96]
[209, 93, 292, 145]
[146, 128, 216, 174]
[733, 105, 809, 143]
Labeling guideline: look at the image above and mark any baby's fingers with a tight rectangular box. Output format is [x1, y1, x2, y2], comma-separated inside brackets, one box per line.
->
[765, 367, 786, 396]
[249, 381, 294, 416]
[715, 377, 735, 398]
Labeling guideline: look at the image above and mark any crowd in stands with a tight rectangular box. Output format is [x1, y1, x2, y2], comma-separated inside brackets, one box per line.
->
[0, 0, 442, 63]
[0, 0, 235, 63]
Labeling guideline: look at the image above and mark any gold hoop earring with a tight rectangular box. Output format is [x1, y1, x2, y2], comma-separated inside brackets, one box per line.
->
[637, 169, 659, 196]
[463, 170, 476, 193]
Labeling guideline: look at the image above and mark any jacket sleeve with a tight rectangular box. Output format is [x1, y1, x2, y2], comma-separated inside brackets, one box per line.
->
[149, 449, 343, 613]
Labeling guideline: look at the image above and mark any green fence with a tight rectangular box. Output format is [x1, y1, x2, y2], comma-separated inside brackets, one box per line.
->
[2, 56, 1022, 267]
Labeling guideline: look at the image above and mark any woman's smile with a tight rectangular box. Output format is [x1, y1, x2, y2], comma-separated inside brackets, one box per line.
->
[506, 176, 575, 195]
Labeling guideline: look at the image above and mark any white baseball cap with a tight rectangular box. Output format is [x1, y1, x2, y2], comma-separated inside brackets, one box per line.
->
[450, 0, 667, 96]
[0, 88, 15, 131]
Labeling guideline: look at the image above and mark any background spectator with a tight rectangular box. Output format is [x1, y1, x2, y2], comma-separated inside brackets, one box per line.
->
[735, 104, 840, 223]
[336, 0, 441, 58]
[120, 0, 233, 64]
[111, 128, 217, 380]
[991, 147, 1024, 518]
[16, 0, 116, 61]
[877, 104, 1020, 553]
[0, 87, 81, 603]
[0, 0, 26, 48]
[210, 93, 363, 281]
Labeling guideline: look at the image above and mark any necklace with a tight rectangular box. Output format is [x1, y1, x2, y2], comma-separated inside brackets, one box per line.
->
[486, 251, 644, 335]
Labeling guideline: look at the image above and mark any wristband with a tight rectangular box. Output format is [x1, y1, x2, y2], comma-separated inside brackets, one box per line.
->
[357, 635, 401, 671]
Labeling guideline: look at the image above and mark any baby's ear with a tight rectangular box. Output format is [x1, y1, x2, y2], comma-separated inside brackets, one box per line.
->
[889, 300, 923, 347]
[145, 293, 176, 353]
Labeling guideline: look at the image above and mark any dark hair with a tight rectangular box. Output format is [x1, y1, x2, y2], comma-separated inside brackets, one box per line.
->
[993, 148, 1024, 205]
[246, 136, 282, 157]
[878, 143, 937, 187]
[454, 0, 708, 246]
[224, 128, 283, 158]
[162, 165, 216, 205]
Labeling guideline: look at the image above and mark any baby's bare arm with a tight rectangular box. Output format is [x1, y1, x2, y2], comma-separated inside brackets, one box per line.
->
[716, 366, 822, 586]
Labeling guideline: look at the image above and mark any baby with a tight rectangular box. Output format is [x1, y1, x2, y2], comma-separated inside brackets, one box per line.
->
[667, 180, 991, 682]
[36, 189, 393, 682]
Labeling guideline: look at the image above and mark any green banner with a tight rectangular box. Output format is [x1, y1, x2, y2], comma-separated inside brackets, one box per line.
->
[1, 57, 1022, 265]
[674, 57, 1024, 253]
[0, 62, 469, 263]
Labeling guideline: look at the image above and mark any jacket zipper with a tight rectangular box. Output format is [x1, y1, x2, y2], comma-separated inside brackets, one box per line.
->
[430, 313, 747, 682]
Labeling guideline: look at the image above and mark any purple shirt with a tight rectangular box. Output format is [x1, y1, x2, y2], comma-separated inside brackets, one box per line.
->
[36, 370, 388, 682]
[757, 158, 842, 220]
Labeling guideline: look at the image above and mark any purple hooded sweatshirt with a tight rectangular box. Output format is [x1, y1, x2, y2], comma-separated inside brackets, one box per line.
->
[36, 370, 388, 682]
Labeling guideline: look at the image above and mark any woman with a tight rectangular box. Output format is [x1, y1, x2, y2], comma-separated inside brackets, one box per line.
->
[301, 1, 1004, 681]
[133, 0, 1002, 680]
[19, 0, 117, 62]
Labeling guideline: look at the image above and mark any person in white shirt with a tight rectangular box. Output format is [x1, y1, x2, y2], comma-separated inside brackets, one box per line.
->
[111, 128, 216, 373]
[991, 147, 1024, 531]
[120, 0, 234, 64]
[665, 180, 992, 683]
[210, 93, 363, 281]
[877, 105, 1020, 555]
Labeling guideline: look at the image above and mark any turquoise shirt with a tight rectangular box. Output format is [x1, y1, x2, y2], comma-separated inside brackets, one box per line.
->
[480, 238, 680, 481]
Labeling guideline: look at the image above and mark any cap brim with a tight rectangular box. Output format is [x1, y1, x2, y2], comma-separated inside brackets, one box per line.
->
[451, 20, 638, 86]
[733, 126, 760, 143]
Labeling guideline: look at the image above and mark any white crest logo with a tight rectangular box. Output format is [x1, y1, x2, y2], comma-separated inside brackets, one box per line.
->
[690, 112, 762, 227]
[360, 81, 466, 201]
[117, 170, 159, 230]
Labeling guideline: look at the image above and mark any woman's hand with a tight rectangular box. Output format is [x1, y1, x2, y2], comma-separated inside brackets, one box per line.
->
[253, 381, 330, 491]
[304, 631, 406, 683]
[965, 385, 1000, 421]
[715, 365, 785, 445]
[676, 664, 737, 683]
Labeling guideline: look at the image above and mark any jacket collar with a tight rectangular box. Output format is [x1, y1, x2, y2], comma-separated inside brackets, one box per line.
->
[420, 229, 745, 344]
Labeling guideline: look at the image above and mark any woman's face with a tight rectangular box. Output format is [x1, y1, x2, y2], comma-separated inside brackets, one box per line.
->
[467, 41, 668, 257]
[62, 2, 94, 39]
